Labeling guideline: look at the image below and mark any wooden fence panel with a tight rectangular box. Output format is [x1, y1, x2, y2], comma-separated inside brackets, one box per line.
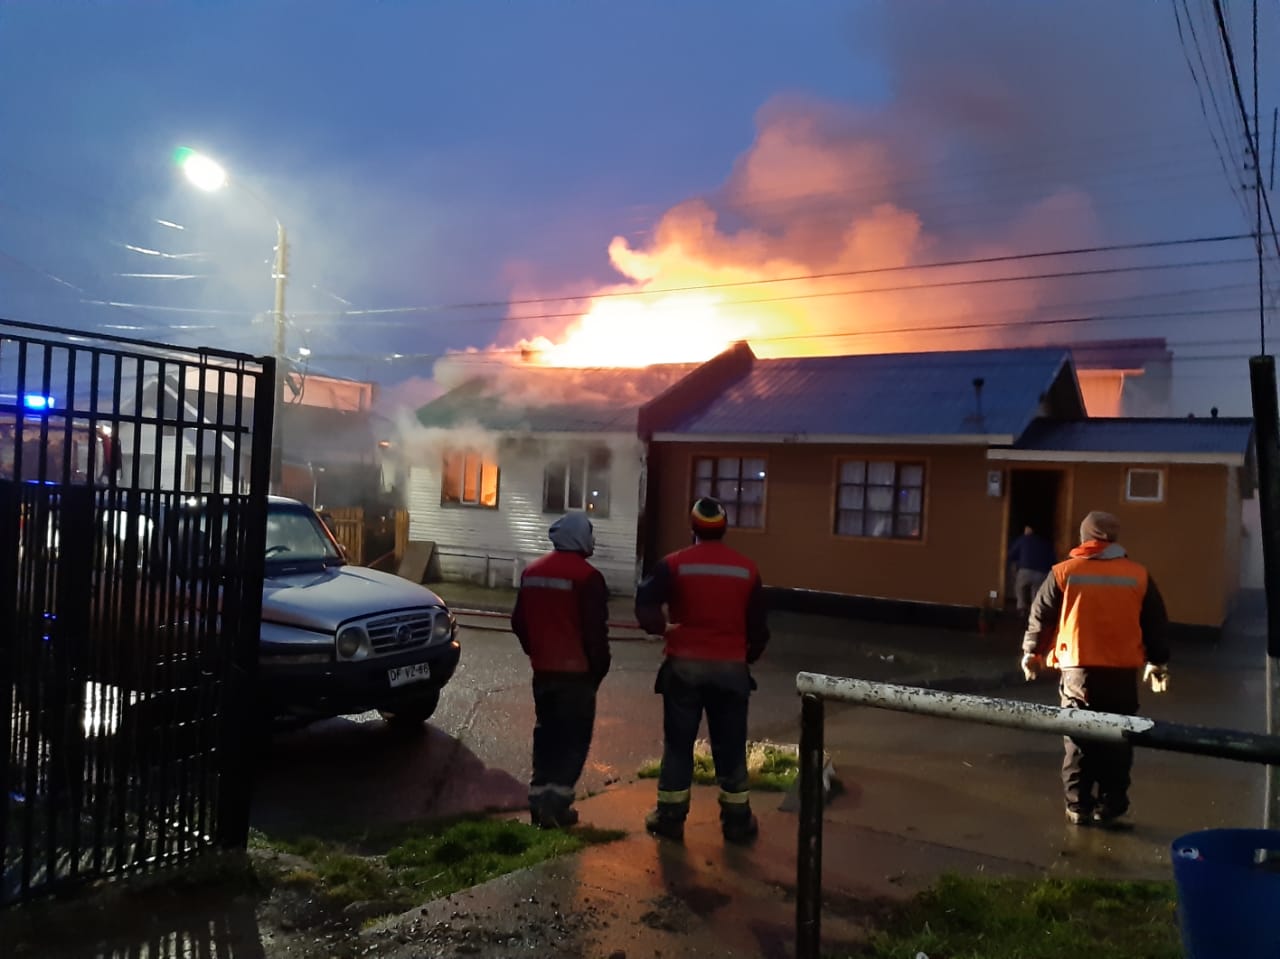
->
[324, 506, 365, 566]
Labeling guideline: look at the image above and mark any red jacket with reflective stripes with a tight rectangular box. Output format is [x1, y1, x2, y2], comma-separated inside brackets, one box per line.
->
[511, 549, 610, 676]
[636, 541, 768, 663]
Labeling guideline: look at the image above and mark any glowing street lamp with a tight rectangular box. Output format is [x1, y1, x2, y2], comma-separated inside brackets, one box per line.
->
[174, 145, 288, 491]
[174, 146, 227, 192]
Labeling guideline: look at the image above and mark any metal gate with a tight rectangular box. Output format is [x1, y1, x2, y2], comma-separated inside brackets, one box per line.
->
[0, 318, 275, 904]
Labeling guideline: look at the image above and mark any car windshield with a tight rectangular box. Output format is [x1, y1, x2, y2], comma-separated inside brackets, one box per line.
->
[265, 505, 344, 564]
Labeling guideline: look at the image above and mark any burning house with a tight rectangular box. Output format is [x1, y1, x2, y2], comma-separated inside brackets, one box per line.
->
[405, 361, 709, 592]
[404, 342, 1252, 631]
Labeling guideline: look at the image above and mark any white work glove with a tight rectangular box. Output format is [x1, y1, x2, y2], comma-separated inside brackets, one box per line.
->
[1143, 663, 1170, 694]
[1021, 653, 1043, 682]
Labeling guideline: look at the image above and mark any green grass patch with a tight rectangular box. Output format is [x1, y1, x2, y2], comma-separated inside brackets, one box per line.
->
[637, 739, 799, 792]
[851, 875, 1181, 959]
[255, 816, 625, 917]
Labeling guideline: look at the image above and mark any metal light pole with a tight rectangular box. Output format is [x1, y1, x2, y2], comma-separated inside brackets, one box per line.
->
[176, 146, 288, 492]
[270, 219, 288, 493]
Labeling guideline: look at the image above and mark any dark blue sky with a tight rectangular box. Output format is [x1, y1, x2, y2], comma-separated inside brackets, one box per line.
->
[1, 1, 1275, 414]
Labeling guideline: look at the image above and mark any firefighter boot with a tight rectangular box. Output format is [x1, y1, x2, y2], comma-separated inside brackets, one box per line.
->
[644, 803, 687, 842]
[530, 791, 580, 830]
[720, 796, 759, 845]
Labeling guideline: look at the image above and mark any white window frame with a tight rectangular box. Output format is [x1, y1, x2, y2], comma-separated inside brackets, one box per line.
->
[1125, 467, 1165, 503]
[542, 446, 611, 517]
[834, 458, 926, 541]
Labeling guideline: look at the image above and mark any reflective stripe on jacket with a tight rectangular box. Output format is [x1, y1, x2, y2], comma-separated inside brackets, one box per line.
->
[1047, 543, 1148, 669]
[663, 542, 761, 662]
[512, 550, 607, 674]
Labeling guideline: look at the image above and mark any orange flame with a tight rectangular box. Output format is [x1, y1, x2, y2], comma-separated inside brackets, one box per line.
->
[505, 98, 1102, 368]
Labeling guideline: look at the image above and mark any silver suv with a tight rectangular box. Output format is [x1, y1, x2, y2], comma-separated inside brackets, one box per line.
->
[257, 496, 460, 728]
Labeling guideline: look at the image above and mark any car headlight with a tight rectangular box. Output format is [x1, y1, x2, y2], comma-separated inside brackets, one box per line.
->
[336, 626, 367, 659]
[430, 612, 454, 644]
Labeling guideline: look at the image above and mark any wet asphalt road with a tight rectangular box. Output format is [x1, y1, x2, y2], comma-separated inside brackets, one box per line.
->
[251, 607, 1269, 864]
[250, 615, 934, 837]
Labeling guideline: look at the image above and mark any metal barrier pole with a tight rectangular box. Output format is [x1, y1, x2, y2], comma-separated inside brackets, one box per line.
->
[796, 692, 824, 959]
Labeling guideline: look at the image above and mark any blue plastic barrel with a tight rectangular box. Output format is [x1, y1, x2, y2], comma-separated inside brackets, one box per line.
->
[1172, 828, 1280, 958]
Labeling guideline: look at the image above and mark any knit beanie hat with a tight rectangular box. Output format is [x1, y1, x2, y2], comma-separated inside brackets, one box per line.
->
[1079, 510, 1120, 543]
[690, 497, 728, 537]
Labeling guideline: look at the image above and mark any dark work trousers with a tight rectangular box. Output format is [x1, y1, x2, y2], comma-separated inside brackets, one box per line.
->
[1059, 666, 1140, 815]
[656, 659, 752, 817]
[529, 674, 598, 813]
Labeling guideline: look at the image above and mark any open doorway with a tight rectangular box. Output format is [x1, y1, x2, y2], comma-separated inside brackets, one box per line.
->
[1004, 469, 1066, 610]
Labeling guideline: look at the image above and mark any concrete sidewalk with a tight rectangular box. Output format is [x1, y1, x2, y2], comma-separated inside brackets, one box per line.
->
[362, 779, 1039, 959]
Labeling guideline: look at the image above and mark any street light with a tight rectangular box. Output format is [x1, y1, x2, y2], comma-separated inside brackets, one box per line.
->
[174, 145, 288, 492]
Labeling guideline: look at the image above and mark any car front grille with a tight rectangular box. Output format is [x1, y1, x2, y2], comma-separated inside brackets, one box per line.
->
[366, 609, 438, 655]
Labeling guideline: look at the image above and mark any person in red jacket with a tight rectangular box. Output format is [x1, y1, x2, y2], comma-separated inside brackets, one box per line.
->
[511, 511, 611, 829]
[1022, 510, 1170, 828]
[635, 496, 770, 844]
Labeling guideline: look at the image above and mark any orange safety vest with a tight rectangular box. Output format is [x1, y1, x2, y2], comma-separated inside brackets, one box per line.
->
[1046, 544, 1148, 670]
[664, 541, 760, 662]
[517, 550, 598, 673]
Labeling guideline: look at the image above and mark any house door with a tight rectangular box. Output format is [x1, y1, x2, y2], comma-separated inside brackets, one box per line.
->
[1004, 469, 1066, 608]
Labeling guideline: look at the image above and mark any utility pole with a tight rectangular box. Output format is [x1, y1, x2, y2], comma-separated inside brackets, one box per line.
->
[271, 221, 288, 494]
[1244, 0, 1280, 829]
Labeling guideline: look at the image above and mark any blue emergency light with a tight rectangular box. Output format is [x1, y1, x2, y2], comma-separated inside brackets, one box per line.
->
[22, 394, 55, 410]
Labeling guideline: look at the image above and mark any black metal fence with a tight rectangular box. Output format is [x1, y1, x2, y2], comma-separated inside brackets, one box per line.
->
[0, 319, 274, 905]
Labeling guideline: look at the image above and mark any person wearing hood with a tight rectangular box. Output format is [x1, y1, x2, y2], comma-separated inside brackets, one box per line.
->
[1021, 510, 1170, 828]
[511, 511, 611, 829]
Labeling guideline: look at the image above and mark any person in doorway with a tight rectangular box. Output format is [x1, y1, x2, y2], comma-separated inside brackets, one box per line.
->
[1007, 524, 1056, 619]
[634, 496, 770, 844]
[511, 512, 611, 829]
[1021, 510, 1170, 828]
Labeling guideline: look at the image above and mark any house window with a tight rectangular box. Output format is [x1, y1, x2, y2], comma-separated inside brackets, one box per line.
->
[835, 460, 925, 540]
[442, 449, 500, 508]
[543, 447, 611, 517]
[692, 456, 766, 528]
[1126, 468, 1164, 503]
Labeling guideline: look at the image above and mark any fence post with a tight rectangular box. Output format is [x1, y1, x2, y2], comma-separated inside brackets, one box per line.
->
[797, 692, 825, 959]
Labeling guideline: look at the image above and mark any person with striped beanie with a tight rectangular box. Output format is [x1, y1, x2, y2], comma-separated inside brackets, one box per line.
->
[634, 496, 770, 843]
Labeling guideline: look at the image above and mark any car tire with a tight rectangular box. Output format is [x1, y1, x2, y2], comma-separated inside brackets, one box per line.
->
[379, 688, 440, 731]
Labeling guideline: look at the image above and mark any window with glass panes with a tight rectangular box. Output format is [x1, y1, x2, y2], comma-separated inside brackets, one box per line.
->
[834, 460, 924, 539]
[543, 447, 611, 517]
[441, 449, 500, 508]
[691, 456, 766, 528]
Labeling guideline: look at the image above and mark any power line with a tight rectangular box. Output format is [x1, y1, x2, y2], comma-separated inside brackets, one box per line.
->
[279, 234, 1264, 321]
[1173, 0, 1256, 225]
[1210, 0, 1280, 269]
[293, 302, 1274, 365]
[88, 254, 1259, 332]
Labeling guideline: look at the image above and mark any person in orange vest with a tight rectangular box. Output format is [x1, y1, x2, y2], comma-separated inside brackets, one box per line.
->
[511, 511, 611, 829]
[1021, 510, 1170, 828]
[634, 496, 770, 844]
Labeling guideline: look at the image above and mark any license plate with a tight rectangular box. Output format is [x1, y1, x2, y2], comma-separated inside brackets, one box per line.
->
[388, 662, 431, 688]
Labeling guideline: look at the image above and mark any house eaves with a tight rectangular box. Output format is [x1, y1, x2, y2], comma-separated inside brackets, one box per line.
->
[987, 448, 1246, 466]
[652, 431, 1014, 446]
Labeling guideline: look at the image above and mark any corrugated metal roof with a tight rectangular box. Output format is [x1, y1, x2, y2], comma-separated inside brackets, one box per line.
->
[1013, 417, 1254, 455]
[661, 348, 1072, 440]
[417, 363, 699, 433]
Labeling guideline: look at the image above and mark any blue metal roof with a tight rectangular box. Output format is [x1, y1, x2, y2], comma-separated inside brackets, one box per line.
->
[659, 348, 1074, 440]
[417, 363, 699, 433]
[1013, 417, 1254, 456]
